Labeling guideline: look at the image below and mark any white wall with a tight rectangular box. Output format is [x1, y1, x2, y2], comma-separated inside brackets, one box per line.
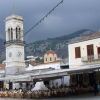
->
[26, 62, 61, 71]
[49, 76, 70, 88]
[68, 38, 100, 69]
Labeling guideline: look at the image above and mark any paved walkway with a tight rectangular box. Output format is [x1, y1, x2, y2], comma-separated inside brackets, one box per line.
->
[0, 96, 100, 100]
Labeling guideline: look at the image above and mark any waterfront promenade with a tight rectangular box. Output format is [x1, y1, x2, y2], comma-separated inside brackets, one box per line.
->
[0, 96, 100, 100]
[0, 86, 99, 99]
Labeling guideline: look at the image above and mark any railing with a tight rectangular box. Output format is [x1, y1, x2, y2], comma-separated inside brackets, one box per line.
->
[81, 54, 100, 62]
[4, 40, 25, 46]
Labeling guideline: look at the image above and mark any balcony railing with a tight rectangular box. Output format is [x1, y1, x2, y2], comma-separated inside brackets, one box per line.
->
[4, 40, 25, 46]
[81, 54, 100, 62]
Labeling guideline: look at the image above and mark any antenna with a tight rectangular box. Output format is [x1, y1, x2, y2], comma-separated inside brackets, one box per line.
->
[12, 0, 16, 15]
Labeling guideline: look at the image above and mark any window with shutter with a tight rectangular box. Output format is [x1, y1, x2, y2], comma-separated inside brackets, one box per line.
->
[75, 47, 81, 58]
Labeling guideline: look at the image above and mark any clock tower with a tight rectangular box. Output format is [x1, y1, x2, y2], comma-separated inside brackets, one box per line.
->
[5, 15, 25, 75]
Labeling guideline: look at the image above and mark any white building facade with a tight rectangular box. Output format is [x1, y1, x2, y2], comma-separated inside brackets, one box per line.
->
[68, 32, 100, 88]
[68, 33, 100, 69]
[5, 15, 25, 75]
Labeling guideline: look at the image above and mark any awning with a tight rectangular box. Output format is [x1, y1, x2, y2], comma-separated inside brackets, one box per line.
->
[0, 74, 32, 82]
[31, 64, 100, 80]
[0, 64, 99, 82]
[67, 64, 100, 74]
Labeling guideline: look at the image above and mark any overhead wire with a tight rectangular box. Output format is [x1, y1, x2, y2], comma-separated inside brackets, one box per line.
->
[24, 0, 64, 37]
[0, 0, 64, 58]
[24, 0, 64, 47]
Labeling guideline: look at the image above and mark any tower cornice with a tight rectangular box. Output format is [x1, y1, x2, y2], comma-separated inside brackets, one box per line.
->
[5, 15, 23, 22]
[4, 40, 25, 47]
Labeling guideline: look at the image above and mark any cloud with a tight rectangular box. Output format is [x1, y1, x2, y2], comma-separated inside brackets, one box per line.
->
[0, 0, 100, 43]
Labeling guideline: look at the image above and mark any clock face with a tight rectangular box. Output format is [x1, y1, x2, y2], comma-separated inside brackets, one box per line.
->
[17, 51, 22, 57]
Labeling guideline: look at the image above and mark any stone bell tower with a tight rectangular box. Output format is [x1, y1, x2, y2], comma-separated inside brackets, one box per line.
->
[5, 15, 25, 75]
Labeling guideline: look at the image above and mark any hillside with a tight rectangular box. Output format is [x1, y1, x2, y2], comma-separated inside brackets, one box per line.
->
[0, 29, 94, 62]
[25, 29, 94, 58]
[0, 39, 5, 63]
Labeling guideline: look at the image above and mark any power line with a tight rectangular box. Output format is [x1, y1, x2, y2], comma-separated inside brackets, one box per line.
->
[24, 0, 64, 37]
[0, 0, 64, 55]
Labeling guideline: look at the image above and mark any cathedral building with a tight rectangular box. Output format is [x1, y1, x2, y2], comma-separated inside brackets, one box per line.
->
[44, 50, 58, 64]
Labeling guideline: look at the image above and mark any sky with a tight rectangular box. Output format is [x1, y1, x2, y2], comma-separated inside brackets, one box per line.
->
[0, 0, 100, 43]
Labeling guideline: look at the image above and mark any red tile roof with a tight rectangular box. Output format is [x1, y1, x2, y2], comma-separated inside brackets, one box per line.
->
[45, 50, 56, 55]
[0, 64, 5, 70]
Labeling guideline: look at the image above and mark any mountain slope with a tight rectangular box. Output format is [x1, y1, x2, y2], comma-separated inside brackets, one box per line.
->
[0, 29, 94, 62]
[25, 29, 94, 58]
[0, 38, 5, 63]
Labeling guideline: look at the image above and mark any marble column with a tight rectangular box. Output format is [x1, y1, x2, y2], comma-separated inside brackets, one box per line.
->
[22, 83, 26, 89]
[4, 82, 9, 90]
[13, 83, 20, 89]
